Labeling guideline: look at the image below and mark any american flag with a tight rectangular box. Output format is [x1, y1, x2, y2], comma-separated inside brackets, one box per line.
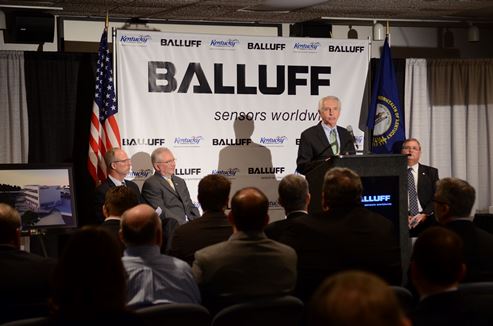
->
[88, 24, 121, 183]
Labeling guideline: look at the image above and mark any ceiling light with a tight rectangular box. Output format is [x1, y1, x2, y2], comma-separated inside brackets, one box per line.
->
[347, 25, 358, 39]
[373, 21, 384, 41]
[468, 24, 479, 42]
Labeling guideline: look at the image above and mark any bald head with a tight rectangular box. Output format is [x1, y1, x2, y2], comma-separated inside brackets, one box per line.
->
[0, 203, 21, 246]
[120, 204, 162, 247]
[230, 187, 269, 232]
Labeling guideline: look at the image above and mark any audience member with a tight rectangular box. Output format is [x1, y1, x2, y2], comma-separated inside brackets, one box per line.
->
[192, 187, 297, 312]
[50, 226, 142, 325]
[100, 185, 140, 239]
[434, 177, 493, 282]
[281, 167, 401, 302]
[265, 174, 311, 241]
[94, 148, 141, 223]
[0, 203, 56, 323]
[401, 138, 439, 236]
[120, 204, 200, 306]
[410, 226, 475, 326]
[168, 174, 232, 265]
[142, 147, 199, 225]
[308, 271, 410, 326]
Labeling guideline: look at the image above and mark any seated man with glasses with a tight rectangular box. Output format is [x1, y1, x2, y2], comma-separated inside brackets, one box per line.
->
[94, 147, 141, 223]
[142, 147, 199, 226]
[401, 138, 439, 237]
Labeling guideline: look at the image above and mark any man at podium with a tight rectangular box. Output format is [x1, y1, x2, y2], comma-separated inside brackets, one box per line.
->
[296, 96, 356, 175]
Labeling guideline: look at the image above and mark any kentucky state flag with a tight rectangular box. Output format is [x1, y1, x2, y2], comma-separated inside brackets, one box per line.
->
[367, 37, 405, 154]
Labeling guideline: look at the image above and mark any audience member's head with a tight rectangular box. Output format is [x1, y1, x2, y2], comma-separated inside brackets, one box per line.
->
[278, 174, 310, 214]
[434, 177, 475, 223]
[308, 271, 409, 326]
[198, 174, 231, 213]
[120, 204, 162, 247]
[0, 203, 21, 247]
[411, 226, 465, 296]
[229, 187, 269, 232]
[104, 148, 131, 180]
[50, 227, 127, 319]
[103, 186, 140, 219]
[322, 167, 362, 210]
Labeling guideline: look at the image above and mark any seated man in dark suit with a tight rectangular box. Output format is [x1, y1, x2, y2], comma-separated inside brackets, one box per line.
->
[435, 177, 493, 282]
[100, 186, 140, 250]
[401, 138, 439, 236]
[0, 203, 56, 323]
[265, 174, 310, 241]
[94, 147, 141, 223]
[296, 96, 356, 175]
[192, 187, 297, 312]
[142, 147, 199, 225]
[410, 227, 484, 326]
[281, 167, 402, 302]
[168, 174, 232, 266]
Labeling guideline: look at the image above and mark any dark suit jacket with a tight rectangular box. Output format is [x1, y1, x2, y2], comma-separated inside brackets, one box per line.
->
[0, 245, 56, 323]
[417, 163, 439, 215]
[167, 211, 232, 266]
[445, 219, 493, 282]
[296, 123, 356, 175]
[409, 164, 440, 236]
[265, 211, 309, 242]
[412, 291, 486, 326]
[94, 178, 141, 223]
[142, 173, 200, 225]
[280, 206, 402, 302]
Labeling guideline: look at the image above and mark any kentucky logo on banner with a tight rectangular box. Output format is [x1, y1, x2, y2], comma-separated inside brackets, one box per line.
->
[367, 36, 405, 154]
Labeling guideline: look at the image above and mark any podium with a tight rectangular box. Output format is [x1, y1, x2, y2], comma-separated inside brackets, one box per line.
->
[305, 154, 410, 280]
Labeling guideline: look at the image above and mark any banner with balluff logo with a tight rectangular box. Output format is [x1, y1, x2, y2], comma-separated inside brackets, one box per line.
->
[116, 30, 369, 221]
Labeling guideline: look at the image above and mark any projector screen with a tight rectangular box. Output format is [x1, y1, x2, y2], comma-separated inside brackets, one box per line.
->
[0, 164, 78, 230]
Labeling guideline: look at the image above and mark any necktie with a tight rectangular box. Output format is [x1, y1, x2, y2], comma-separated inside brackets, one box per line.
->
[121, 180, 126, 187]
[407, 168, 419, 216]
[166, 178, 175, 191]
[329, 129, 339, 155]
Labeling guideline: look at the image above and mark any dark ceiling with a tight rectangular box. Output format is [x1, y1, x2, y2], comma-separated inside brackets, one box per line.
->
[1, 0, 493, 26]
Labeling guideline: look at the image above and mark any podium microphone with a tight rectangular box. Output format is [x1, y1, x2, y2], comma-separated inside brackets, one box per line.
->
[346, 125, 357, 147]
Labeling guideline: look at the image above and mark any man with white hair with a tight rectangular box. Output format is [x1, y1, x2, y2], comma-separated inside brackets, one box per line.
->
[297, 96, 356, 174]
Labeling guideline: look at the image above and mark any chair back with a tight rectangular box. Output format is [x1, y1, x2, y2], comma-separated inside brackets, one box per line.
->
[390, 286, 415, 314]
[135, 303, 210, 326]
[459, 282, 493, 322]
[0, 317, 50, 326]
[211, 296, 304, 326]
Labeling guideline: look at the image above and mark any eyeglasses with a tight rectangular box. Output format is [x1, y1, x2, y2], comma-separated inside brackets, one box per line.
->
[113, 159, 131, 164]
[156, 159, 176, 164]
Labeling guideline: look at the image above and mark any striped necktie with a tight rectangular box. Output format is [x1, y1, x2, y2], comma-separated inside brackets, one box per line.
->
[329, 129, 339, 155]
[407, 167, 420, 216]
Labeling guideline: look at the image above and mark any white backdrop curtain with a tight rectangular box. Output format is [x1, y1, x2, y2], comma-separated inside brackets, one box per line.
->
[0, 51, 29, 163]
[405, 58, 493, 212]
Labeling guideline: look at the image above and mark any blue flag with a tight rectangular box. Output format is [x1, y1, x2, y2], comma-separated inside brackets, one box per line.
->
[367, 37, 405, 154]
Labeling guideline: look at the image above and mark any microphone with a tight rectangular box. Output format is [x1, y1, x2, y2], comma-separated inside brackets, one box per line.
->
[346, 125, 356, 145]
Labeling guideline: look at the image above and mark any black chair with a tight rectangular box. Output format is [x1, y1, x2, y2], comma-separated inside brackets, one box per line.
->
[135, 303, 210, 326]
[211, 296, 304, 326]
[390, 286, 415, 315]
[459, 282, 493, 322]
